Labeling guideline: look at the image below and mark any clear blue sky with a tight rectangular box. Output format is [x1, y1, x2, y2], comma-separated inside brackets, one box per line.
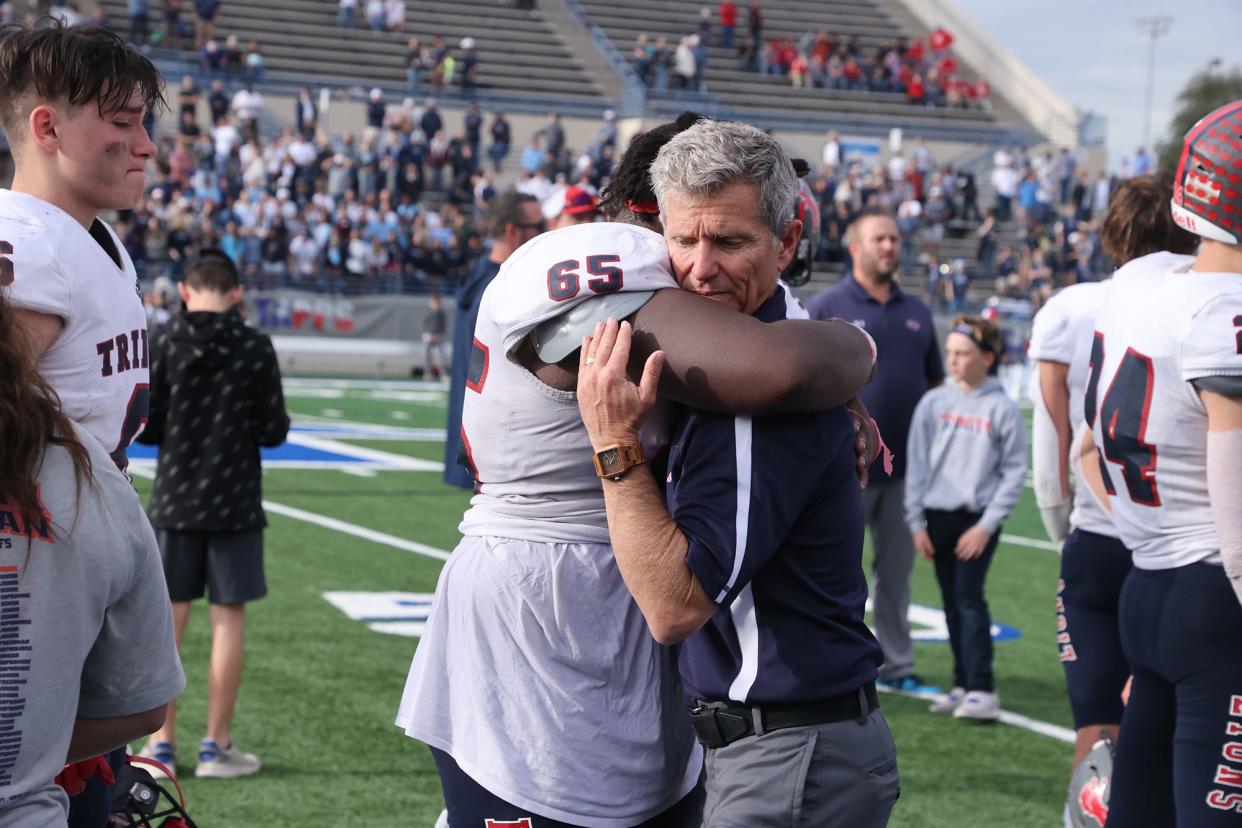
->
[949, 0, 1241, 169]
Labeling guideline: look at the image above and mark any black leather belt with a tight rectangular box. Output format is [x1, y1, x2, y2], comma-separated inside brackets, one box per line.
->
[689, 683, 878, 749]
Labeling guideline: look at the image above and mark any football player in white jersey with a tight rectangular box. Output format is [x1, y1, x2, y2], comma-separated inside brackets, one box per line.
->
[1081, 101, 1242, 827]
[1027, 174, 1197, 823]
[0, 21, 162, 469]
[399, 118, 879, 828]
[0, 19, 165, 826]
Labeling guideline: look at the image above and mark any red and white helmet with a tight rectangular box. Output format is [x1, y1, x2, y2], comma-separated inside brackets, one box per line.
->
[1171, 99, 1242, 245]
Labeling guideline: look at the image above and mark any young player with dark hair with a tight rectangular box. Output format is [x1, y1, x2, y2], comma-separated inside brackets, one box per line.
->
[136, 252, 290, 779]
[0, 19, 164, 468]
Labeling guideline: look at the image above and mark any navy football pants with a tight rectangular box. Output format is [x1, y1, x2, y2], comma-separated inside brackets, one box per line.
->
[1107, 564, 1242, 826]
[1057, 529, 1132, 728]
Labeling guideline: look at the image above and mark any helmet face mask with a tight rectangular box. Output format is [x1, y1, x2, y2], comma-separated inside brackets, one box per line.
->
[1171, 100, 1242, 245]
[781, 178, 821, 287]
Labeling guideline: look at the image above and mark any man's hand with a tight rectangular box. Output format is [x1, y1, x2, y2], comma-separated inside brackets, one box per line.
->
[577, 318, 664, 451]
[846, 397, 876, 489]
[955, 524, 992, 560]
[912, 529, 935, 560]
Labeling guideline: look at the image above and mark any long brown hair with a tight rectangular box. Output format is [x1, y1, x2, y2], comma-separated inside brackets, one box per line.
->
[0, 290, 92, 532]
[1100, 173, 1198, 265]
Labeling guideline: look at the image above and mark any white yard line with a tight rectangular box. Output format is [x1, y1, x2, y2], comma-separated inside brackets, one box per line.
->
[128, 466, 452, 561]
[877, 686, 1075, 743]
[999, 533, 1061, 552]
[259, 501, 453, 561]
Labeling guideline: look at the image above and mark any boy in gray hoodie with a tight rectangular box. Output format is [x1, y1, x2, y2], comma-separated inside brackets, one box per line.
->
[905, 314, 1027, 721]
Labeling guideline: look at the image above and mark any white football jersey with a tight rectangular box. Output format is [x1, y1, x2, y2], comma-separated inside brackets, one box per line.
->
[0, 191, 148, 467]
[1089, 254, 1242, 569]
[457, 222, 679, 543]
[1029, 253, 1194, 538]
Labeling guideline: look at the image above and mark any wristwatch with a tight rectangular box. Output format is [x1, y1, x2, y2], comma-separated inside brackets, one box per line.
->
[593, 443, 646, 481]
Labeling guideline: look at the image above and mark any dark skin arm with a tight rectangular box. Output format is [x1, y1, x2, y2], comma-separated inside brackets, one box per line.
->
[521, 288, 874, 414]
[629, 289, 873, 414]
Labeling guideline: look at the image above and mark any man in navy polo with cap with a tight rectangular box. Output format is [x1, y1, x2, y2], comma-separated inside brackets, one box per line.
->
[805, 207, 944, 694]
[578, 120, 898, 827]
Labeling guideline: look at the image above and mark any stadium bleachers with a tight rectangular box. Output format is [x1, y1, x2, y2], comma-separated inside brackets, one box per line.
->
[579, 0, 1016, 142]
[97, 0, 606, 107]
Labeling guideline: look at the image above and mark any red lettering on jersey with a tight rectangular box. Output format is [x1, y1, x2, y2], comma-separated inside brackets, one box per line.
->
[1057, 615, 1068, 632]
[96, 338, 116, 376]
[1207, 790, 1242, 812]
[1223, 742, 1242, 764]
[484, 820, 533, 828]
[114, 332, 131, 373]
[1059, 644, 1077, 663]
[1231, 696, 1242, 718]
[1226, 722, 1242, 737]
[1077, 776, 1108, 825]
[1215, 764, 1242, 789]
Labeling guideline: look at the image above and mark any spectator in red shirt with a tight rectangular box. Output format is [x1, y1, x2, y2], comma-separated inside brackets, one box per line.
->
[718, 1, 736, 49]
[930, 26, 953, 53]
[906, 37, 925, 64]
[843, 54, 861, 90]
[908, 73, 925, 103]
[790, 52, 808, 88]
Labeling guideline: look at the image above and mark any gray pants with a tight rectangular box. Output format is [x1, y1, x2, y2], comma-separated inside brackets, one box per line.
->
[863, 477, 916, 680]
[702, 709, 900, 827]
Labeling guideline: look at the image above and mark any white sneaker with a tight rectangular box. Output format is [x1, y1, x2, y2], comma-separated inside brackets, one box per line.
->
[953, 690, 1001, 721]
[195, 740, 261, 778]
[136, 741, 176, 779]
[928, 686, 966, 714]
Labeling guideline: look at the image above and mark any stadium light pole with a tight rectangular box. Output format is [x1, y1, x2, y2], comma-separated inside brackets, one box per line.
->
[1136, 15, 1173, 152]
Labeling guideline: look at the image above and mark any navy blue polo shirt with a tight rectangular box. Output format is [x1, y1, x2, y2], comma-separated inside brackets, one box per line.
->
[804, 276, 943, 479]
[669, 290, 882, 706]
[444, 255, 501, 489]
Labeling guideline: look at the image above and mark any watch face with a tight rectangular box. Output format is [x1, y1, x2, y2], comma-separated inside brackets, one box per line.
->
[601, 448, 620, 468]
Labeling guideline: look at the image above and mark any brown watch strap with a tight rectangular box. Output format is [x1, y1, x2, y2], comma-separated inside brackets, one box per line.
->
[593, 443, 646, 480]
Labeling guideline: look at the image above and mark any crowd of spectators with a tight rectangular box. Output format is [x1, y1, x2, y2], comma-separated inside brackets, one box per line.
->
[629, 3, 989, 109]
[119, 84, 622, 299]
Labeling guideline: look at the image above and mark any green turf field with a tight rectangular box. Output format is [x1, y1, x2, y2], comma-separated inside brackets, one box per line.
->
[131, 378, 1075, 827]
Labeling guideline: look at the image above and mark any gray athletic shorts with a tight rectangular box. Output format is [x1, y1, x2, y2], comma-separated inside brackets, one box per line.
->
[156, 529, 267, 605]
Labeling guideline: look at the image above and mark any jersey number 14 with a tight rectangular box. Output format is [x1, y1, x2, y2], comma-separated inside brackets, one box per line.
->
[1084, 333, 1160, 507]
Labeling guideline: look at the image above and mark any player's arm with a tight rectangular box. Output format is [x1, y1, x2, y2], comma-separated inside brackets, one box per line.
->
[1200, 388, 1242, 606]
[12, 307, 63, 358]
[137, 328, 167, 446]
[1075, 425, 1111, 516]
[68, 706, 171, 763]
[628, 288, 874, 414]
[1032, 360, 1073, 542]
[578, 319, 715, 644]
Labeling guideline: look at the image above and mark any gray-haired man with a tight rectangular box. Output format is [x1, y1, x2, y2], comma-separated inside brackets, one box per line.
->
[578, 119, 899, 826]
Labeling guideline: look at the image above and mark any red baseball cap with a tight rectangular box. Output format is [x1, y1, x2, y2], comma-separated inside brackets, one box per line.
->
[562, 186, 600, 216]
